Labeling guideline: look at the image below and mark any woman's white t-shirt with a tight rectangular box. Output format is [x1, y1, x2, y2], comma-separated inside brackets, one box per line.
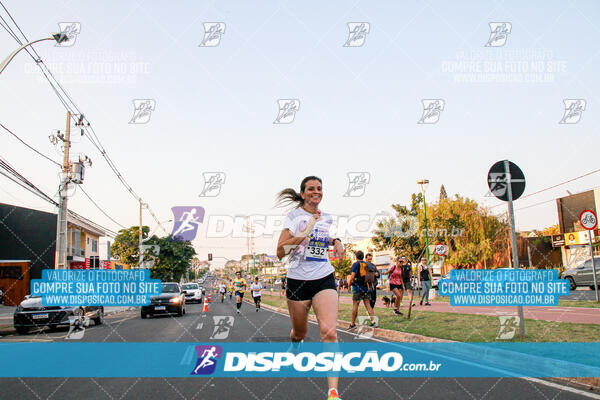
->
[250, 282, 262, 297]
[283, 207, 334, 281]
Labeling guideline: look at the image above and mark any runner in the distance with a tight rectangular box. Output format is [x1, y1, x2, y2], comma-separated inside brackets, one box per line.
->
[218, 282, 227, 303]
[227, 280, 234, 300]
[232, 271, 247, 314]
[276, 176, 345, 400]
[250, 277, 263, 312]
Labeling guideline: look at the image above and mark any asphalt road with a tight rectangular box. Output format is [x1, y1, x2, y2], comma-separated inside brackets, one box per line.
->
[0, 284, 597, 400]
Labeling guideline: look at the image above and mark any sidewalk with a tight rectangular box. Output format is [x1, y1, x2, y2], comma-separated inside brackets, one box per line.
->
[337, 295, 600, 325]
[263, 290, 600, 325]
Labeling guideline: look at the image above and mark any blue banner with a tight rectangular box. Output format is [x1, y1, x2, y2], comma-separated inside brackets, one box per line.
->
[1, 342, 599, 378]
[439, 269, 569, 306]
[30, 270, 162, 306]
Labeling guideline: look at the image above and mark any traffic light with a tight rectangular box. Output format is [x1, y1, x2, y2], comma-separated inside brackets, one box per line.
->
[208, 253, 213, 261]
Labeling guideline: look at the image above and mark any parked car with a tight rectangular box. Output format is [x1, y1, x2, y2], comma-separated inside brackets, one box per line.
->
[181, 282, 203, 303]
[141, 282, 185, 318]
[13, 295, 103, 335]
[562, 257, 600, 290]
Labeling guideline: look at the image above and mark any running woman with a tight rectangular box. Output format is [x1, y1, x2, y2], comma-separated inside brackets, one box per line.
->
[250, 277, 263, 312]
[232, 272, 247, 314]
[218, 282, 227, 303]
[276, 176, 345, 400]
[228, 280, 234, 300]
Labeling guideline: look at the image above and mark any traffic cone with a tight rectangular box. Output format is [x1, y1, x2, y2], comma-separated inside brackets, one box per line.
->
[202, 299, 209, 313]
[207, 294, 212, 303]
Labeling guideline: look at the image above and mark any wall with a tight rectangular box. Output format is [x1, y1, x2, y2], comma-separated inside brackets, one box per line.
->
[0, 203, 56, 279]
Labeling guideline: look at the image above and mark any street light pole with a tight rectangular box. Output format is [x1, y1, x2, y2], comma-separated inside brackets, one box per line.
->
[417, 179, 430, 263]
[0, 33, 68, 75]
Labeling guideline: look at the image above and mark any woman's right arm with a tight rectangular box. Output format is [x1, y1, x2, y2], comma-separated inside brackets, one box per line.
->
[276, 215, 319, 259]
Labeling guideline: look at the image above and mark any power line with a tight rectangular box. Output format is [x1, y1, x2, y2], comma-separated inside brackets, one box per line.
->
[79, 186, 126, 229]
[0, 122, 61, 167]
[0, 1, 168, 236]
[489, 167, 600, 209]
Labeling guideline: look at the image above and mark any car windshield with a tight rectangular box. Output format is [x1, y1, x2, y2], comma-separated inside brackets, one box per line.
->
[182, 284, 198, 290]
[162, 283, 180, 293]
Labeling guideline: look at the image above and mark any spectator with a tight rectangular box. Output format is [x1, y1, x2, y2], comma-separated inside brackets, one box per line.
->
[398, 256, 415, 307]
[365, 253, 380, 309]
[386, 257, 405, 315]
[418, 257, 433, 306]
[347, 251, 377, 330]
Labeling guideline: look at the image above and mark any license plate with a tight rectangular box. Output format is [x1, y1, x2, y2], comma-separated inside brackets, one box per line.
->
[32, 313, 48, 319]
[154, 306, 166, 311]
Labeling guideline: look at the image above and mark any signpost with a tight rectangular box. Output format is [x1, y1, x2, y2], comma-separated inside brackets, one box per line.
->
[487, 160, 526, 338]
[580, 210, 598, 302]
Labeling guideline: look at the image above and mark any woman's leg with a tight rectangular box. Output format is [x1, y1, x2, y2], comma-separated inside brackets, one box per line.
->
[423, 281, 430, 303]
[312, 289, 339, 392]
[286, 298, 311, 342]
[392, 287, 402, 310]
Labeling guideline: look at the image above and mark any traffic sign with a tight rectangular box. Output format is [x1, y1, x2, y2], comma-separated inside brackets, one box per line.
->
[580, 210, 598, 231]
[487, 160, 526, 201]
[435, 244, 448, 256]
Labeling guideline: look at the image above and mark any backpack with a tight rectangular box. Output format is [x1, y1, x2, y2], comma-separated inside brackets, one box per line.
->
[358, 261, 376, 291]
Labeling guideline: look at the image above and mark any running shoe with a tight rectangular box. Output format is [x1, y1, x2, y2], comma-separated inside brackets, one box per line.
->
[347, 324, 357, 331]
[286, 340, 304, 355]
[425, 302, 431, 306]
[256, 308, 259, 312]
[327, 389, 342, 400]
[236, 309, 240, 314]
[394, 309, 403, 316]
[370, 321, 378, 328]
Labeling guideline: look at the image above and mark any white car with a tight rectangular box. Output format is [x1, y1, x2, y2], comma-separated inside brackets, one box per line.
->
[181, 283, 203, 304]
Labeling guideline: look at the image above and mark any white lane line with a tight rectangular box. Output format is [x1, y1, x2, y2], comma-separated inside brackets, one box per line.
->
[196, 323, 203, 330]
[260, 304, 599, 397]
[524, 378, 600, 399]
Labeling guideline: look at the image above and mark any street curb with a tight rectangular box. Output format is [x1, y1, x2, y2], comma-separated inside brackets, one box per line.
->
[247, 299, 452, 343]
[252, 299, 600, 391]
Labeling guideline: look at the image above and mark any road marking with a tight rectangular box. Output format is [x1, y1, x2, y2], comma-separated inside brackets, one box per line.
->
[524, 378, 600, 399]
[196, 323, 203, 330]
[259, 304, 599, 395]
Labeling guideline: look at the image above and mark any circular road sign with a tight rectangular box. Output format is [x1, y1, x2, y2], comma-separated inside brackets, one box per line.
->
[435, 244, 449, 256]
[487, 160, 526, 202]
[580, 210, 598, 231]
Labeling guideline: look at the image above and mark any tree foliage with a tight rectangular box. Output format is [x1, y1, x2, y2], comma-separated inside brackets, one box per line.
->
[111, 226, 196, 281]
[331, 256, 352, 278]
[372, 193, 508, 267]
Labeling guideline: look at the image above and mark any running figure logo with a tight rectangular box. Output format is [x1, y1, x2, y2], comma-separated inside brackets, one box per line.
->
[344, 22, 370, 47]
[199, 172, 226, 197]
[199, 23, 226, 47]
[170, 206, 205, 241]
[496, 316, 519, 340]
[486, 172, 525, 198]
[485, 22, 512, 47]
[65, 314, 90, 340]
[559, 99, 586, 124]
[129, 99, 156, 124]
[191, 345, 222, 375]
[211, 316, 234, 339]
[344, 172, 371, 197]
[273, 99, 300, 124]
[418, 99, 445, 124]
[56, 22, 81, 47]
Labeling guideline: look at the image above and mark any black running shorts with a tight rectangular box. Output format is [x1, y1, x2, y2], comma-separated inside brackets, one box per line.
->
[286, 273, 336, 301]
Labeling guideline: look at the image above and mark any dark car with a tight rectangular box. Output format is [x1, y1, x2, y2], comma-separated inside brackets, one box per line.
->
[13, 295, 104, 335]
[141, 282, 186, 318]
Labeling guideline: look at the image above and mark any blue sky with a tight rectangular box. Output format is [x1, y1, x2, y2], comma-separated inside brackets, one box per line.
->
[1, 0, 599, 264]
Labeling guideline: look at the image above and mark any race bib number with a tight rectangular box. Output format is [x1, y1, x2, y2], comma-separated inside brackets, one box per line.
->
[304, 228, 329, 262]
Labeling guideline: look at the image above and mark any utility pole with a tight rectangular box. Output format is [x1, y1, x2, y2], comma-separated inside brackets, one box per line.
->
[139, 200, 144, 268]
[55, 112, 71, 269]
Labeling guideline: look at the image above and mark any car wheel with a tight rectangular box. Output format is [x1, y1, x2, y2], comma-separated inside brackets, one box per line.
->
[177, 305, 184, 317]
[566, 277, 576, 291]
[15, 326, 29, 335]
[93, 308, 104, 325]
[141, 312, 147, 319]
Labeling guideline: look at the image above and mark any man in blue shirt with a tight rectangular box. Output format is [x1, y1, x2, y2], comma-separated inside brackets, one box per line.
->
[347, 250, 378, 330]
